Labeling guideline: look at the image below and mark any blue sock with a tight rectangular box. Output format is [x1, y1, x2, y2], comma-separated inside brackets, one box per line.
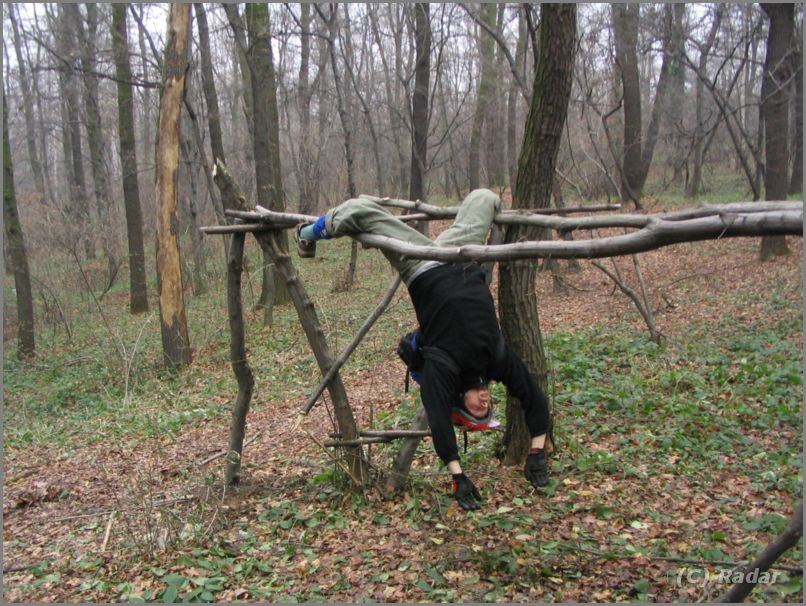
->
[299, 223, 318, 241]
[301, 215, 332, 241]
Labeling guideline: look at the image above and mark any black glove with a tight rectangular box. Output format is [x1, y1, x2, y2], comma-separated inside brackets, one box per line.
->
[524, 448, 549, 488]
[452, 473, 482, 510]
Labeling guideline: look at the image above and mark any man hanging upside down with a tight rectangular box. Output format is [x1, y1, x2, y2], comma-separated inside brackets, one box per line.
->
[296, 189, 551, 510]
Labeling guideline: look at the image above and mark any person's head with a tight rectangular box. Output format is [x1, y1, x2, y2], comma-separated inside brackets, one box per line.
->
[463, 383, 491, 418]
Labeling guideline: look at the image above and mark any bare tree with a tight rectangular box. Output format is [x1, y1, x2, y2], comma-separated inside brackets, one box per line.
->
[686, 4, 725, 198]
[294, 3, 322, 214]
[225, 3, 291, 316]
[53, 3, 93, 257]
[789, 28, 803, 194]
[71, 4, 119, 278]
[759, 3, 794, 260]
[112, 3, 149, 314]
[4, 92, 36, 358]
[8, 4, 45, 201]
[499, 3, 577, 464]
[154, 3, 193, 369]
[468, 3, 497, 191]
[507, 7, 528, 191]
[612, 4, 681, 205]
[193, 4, 227, 190]
[317, 3, 360, 290]
[408, 3, 430, 202]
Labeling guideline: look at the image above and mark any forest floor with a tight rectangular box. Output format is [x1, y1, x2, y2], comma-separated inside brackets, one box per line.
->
[3, 199, 804, 603]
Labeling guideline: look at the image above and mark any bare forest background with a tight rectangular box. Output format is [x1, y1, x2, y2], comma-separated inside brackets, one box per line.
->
[2, 4, 803, 603]
[4, 3, 802, 329]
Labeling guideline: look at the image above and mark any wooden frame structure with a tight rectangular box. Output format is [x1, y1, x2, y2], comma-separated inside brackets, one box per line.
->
[204, 160, 802, 487]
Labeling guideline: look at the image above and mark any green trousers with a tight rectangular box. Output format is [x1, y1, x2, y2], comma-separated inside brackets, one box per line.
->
[325, 189, 502, 285]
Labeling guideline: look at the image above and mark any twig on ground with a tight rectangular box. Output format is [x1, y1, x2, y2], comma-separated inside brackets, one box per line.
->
[197, 430, 264, 466]
[52, 495, 197, 523]
[100, 511, 116, 551]
[564, 543, 802, 574]
[3, 562, 47, 574]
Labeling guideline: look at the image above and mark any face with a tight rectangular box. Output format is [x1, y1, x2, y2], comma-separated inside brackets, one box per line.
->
[463, 385, 491, 418]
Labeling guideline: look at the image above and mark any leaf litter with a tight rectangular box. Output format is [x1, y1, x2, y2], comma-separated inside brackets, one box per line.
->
[3, 234, 803, 603]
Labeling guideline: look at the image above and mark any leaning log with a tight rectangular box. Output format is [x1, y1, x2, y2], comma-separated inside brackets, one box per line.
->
[260, 234, 368, 484]
[302, 276, 402, 414]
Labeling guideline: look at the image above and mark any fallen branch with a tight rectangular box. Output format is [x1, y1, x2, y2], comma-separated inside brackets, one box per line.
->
[717, 504, 804, 602]
[329, 429, 433, 439]
[212, 200, 799, 233]
[345, 210, 802, 262]
[3, 562, 48, 574]
[561, 543, 803, 575]
[324, 437, 393, 447]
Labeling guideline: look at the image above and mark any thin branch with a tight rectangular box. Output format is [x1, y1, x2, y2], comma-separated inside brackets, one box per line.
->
[458, 3, 530, 102]
[302, 275, 403, 414]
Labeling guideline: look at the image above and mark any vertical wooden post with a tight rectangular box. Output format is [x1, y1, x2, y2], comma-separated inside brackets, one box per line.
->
[225, 232, 255, 485]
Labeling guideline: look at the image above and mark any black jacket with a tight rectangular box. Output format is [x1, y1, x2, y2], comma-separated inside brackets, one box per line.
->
[408, 264, 550, 464]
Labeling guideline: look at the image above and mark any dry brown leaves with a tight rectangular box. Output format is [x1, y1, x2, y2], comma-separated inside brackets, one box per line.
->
[3, 231, 803, 603]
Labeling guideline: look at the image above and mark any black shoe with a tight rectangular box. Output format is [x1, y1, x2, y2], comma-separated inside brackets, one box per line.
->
[295, 224, 316, 258]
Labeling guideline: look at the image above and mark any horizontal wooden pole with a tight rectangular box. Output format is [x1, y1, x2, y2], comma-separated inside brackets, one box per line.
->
[329, 429, 433, 439]
[359, 194, 622, 216]
[346, 210, 802, 262]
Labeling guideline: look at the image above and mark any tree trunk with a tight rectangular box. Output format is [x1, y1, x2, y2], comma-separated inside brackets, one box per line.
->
[789, 44, 803, 195]
[635, 4, 676, 190]
[296, 2, 320, 215]
[499, 3, 576, 465]
[56, 3, 93, 258]
[612, 3, 642, 205]
[408, 3, 430, 203]
[686, 5, 724, 198]
[193, 3, 227, 188]
[468, 3, 497, 191]
[155, 4, 193, 369]
[32, 40, 56, 201]
[369, 5, 408, 193]
[262, 234, 368, 483]
[717, 504, 803, 603]
[134, 5, 154, 176]
[759, 3, 793, 260]
[321, 3, 359, 290]
[227, 4, 290, 313]
[112, 4, 149, 314]
[507, 8, 527, 192]
[665, 4, 687, 184]
[180, 135, 208, 295]
[73, 3, 118, 275]
[485, 4, 508, 188]
[8, 5, 45, 200]
[4, 94, 36, 358]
